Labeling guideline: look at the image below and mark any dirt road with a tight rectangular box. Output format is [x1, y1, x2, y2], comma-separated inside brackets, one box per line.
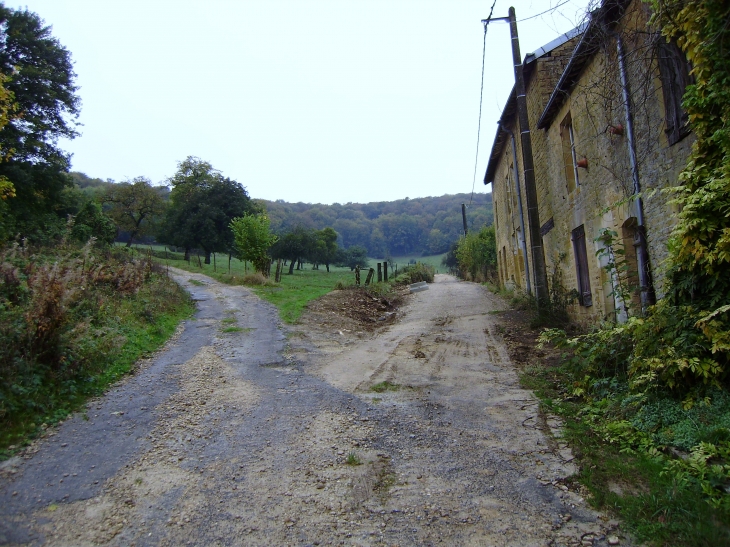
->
[0, 272, 628, 546]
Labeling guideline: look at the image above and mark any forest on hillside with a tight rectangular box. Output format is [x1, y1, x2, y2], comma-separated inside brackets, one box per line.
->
[261, 193, 493, 257]
[68, 173, 493, 258]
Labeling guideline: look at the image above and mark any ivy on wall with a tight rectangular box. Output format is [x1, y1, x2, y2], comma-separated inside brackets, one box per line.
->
[624, 0, 730, 390]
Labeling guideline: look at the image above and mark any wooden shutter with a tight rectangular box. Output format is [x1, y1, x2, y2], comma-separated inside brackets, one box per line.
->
[572, 225, 592, 307]
[657, 39, 693, 145]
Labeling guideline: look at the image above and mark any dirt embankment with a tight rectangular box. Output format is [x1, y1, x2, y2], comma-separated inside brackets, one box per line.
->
[0, 272, 629, 546]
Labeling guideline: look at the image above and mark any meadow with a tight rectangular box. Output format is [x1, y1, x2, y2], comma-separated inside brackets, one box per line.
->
[144, 245, 445, 323]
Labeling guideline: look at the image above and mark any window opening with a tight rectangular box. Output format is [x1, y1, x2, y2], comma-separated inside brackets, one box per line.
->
[560, 112, 579, 193]
[571, 225, 592, 307]
[657, 38, 693, 145]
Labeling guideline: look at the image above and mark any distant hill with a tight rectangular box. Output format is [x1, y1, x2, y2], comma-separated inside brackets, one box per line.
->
[68, 172, 492, 257]
[259, 192, 493, 258]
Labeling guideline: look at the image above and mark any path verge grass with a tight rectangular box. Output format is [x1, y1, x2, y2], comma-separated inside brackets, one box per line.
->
[521, 364, 730, 546]
[155, 253, 357, 323]
[0, 243, 194, 457]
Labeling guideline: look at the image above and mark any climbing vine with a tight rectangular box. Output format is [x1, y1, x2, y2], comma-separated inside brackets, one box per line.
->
[622, 0, 730, 391]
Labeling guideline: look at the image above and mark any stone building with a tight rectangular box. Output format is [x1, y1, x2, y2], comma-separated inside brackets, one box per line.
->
[484, 0, 693, 324]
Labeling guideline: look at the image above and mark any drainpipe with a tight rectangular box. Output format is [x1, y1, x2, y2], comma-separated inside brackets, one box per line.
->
[499, 123, 532, 296]
[615, 34, 654, 313]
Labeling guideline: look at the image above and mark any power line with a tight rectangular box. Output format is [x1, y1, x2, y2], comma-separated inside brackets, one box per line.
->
[518, 0, 572, 22]
[469, 0, 496, 206]
[469, 0, 570, 206]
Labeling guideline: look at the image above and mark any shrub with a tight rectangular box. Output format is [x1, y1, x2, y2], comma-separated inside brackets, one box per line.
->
[0, 239, 191, 448]
[395, 262, 434, 284]
[454, 225, 497, 282]
[242, 272, 275, 287]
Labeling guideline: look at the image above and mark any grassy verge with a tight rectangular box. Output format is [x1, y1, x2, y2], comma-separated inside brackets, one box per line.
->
[253, 268, 355, 323]
[375, 253, 446, 273]
[0, 243, 194, 457]
[160, 254, 436, 324]
[522, 363, 730, 546]
[155, 254, 357, 323]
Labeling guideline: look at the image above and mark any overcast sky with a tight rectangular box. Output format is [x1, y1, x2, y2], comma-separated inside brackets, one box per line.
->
[12, 0, 588, 204]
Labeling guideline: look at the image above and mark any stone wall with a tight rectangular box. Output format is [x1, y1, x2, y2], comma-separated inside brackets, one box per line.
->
[491, 0, 693, 325]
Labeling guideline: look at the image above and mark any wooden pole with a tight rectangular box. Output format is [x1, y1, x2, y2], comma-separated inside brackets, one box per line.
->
[383, 262, 388, 282]
[365, 268, 375, 286]
[377, 263, 383, 283]
[213, 252, 216, 272]
[508, 7, 548, 310]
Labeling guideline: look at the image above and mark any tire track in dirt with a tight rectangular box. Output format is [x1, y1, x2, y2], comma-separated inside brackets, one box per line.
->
[291, 274, 631, 546]
[0, 271, 632, 546]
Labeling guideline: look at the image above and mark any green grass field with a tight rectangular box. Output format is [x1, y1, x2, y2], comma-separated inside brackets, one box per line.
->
[153, 251, 359, 323]
[373, 253, 446, 273]
[146, 246, 444, 323]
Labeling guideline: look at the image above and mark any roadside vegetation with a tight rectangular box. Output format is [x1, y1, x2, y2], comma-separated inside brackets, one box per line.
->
[0, 5, 196, 457]
[156, 249, 439, 324]
[443, 225, 498, 283]
[510, 3, 730, 543]
[0, 238, 193, 456]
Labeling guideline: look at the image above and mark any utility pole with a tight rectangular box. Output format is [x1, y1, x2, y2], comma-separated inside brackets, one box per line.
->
[483, 7, 549, 311]
[461, 203, 468, 236]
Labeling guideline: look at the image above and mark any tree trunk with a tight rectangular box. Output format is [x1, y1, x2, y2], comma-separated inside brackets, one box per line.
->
[204, 250, 211, 265]
[326, 263, 330, 273]
[184, 247, 190, 262]
[288, 260, 296, 275]
[125, 229, 138, 247]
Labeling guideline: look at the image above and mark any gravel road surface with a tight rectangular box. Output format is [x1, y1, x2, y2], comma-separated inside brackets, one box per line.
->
[0, 271, 630, 546]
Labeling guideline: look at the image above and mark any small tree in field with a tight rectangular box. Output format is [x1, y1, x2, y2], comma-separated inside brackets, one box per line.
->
[230, 213, 278, 276]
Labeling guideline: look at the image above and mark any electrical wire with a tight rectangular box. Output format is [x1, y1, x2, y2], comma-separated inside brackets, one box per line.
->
[518, 0, 572, 22]
[469, 0, 497, 206]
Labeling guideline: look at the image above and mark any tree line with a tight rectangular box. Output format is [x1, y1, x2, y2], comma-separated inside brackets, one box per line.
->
[22, 164, 494, 269]
[0, 1, 493, 271]
[262, 193, 492, 258]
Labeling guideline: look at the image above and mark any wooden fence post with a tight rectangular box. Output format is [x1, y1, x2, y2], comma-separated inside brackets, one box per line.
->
[365, 268, 375, 286]
[383, 262, 388, 282]
[377, 263, 382, 283]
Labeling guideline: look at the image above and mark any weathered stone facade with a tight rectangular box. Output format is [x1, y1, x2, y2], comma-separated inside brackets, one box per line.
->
[486, 0, 693, 325]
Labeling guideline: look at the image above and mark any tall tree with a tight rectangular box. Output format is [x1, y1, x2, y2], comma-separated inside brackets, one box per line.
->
[0, 4, 80, 239]
[160, 156, 256, 263]
[0, 73, 17, 242]
[313, 227, 339, 272]
[272, 226, 315, 275]
[103, 177, 166, 247]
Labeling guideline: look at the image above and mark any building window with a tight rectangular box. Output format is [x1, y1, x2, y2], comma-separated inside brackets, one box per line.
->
[505, 173, 513, 218]
[621, 218, 641, 310]
[560, 112, 579, 193]
[657, 38, 693, 145]
[571, 225, 592, 307]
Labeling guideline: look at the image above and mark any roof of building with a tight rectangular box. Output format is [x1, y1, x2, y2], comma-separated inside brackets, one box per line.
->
[483, 23, 586, 185]
[536, 0, 630, 129]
